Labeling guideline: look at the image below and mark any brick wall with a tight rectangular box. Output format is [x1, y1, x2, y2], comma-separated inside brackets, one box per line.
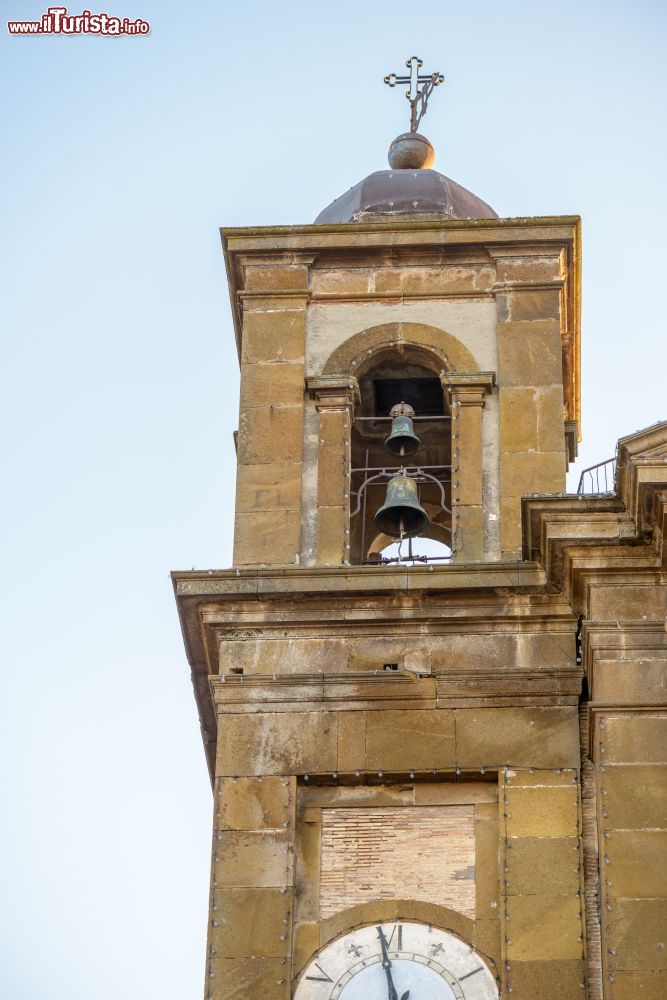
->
[319, 805, 475, 919]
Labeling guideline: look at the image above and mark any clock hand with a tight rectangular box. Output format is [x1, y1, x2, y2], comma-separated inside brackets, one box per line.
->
[376, 927, 410, 1000]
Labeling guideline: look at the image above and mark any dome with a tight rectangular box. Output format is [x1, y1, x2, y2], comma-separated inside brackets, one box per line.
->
[314, 132, 498, 225]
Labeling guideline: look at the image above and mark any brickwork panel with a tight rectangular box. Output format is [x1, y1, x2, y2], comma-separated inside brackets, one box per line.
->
[319, 805, 475, 919]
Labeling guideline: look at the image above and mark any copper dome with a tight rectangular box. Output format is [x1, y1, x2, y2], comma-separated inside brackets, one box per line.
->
[315, 168, 498, 224]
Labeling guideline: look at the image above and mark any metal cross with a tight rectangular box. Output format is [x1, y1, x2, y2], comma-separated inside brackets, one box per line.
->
[384, 56, 444, 133]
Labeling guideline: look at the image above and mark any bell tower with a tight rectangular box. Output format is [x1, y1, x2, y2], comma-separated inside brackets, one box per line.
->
[174, 58, 667, 1000]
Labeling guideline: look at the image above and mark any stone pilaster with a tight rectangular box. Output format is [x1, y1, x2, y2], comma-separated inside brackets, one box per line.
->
[306, 376, 359, 567]
[442, 372, 495, 562]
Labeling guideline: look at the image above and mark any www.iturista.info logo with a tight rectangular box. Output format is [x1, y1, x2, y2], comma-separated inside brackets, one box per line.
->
[7, 6, 150, 35]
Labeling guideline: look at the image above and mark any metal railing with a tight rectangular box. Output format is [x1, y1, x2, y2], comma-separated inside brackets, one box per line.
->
[577, 457, 616, 495]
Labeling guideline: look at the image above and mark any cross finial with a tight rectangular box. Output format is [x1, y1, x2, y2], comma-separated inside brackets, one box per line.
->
[384, 56, 444, 133]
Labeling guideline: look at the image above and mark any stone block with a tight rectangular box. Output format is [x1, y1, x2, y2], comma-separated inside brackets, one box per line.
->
[505, 895, 583, 961]
[336, 712, 367, 772]
[590, 584, 667, 622]
[242, 309, 306, 364]
[237, 405, 303, 465]
[244, 264, 309, 292]
[472, 916, 501, 967]
[500, 450, 566, 498]
[455, 707, 580, 769]
[594, 658, 667, 704]
[233, 509, 301, 566]
[499, 387, 539, 453]
[500, 495, 522, 555]
[506, 838, 580, 895]
[505, 786, 579, 838]
[474, 811, 500, 918]
[294, 813, 320, 924]
[240, 361, 305, 409]
[374, 264, 494, 295]
[507, 959, 585, 998]
[603, 714, 667, 764]
[537, 385, 566, 452]
[365, 709, 456, 769]
[216, 777, 295, 830]
[318, 446, 347, 507]
[292, 921, 320, 976]
[608, 898, 667, 970]
[602, 765, 667, 829]
[235, 462, 302, 513]
[495, 255, 561, 283]
[216, 712, 338, 777]
[206, 957, 289, 999]
[212, 887, 292, 957]
[316, 505, 346, 566]
[214, 831, 292, 887]
[505, 768, 577, 787]
[508, 288, 561, 322]
[453, 504, 484, 562]
[310, 269, 371, 296]
[497, 319, 563, 387]
[609, 970, 667, 999]
[606, 830, 667, 897]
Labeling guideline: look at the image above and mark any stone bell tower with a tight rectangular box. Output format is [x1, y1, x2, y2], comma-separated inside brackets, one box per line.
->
[174, 58, 667, 1000]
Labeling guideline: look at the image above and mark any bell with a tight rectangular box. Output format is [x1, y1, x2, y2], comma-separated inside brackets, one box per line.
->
[374, 473, 429, 538]
[384, 401, 421, 457]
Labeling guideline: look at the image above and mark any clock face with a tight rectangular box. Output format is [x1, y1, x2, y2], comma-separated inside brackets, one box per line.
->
[294, 922, 498, 1000]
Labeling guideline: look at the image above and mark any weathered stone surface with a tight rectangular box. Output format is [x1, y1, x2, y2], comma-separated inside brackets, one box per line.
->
[206, 956, 290, 999]
[294, 814, 320, 924]
[495, 255, 561, 283]
[504, 768, 577, 787]
[590, 585, 667, 622]
[311, 268, 371, 296]
[240, 361, 305, 409]
[537, 385, 566, 452]
[317, 445, 347, 507]
[216, 712, 337, 777]
[237, 405, 303, 465]
[602, 714, 667, 763]
[474, 810, 499, 918]
[609, 970, 667, 999]
[245, 264, 309, 292]
[608, 899, 667, 970]
[505, 785, 579, 838]
[505, 894, 583, 961]
[242, 308, 306, 364]
[235, 462, 302, 513]
[594, 658, 667, 704]
[214, 831, 292, 887]
[212, 887, 292, 957]
[506, 838, 580, 895]
[500, 450, 566, 498]
[602, 765, 667, 829]
[365, 709, 456, 769]
[233, 509, 301, 566]
[216, 777, 295, 830]
[507, 287, 561, 322]
[374, 264, 494, 295]
[507, 959, 585, 998]
[497, 318, 563, 387]
[336, 712, 367, 772]
[292, 921, 320, 977]
[499, 387, 540, 453]
[316, 505, 346, 565]
[606, 831, 667, 897]
[455, 707, 580, 768]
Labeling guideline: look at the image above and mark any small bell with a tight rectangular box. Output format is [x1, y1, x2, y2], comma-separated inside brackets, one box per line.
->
[384, 401, 421, 457]
[374, 472, 429, 538]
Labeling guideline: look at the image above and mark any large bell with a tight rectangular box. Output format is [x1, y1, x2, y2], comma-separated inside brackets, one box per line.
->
[384, 401, 421, 457]
[374, 473, 429, 538]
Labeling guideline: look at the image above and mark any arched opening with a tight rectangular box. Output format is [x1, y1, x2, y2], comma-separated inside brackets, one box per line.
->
[348, 346, 452, 565]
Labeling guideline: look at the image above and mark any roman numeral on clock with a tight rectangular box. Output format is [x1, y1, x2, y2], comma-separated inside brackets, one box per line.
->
[305, 963, 333, 983]
[386, 924, 403, 950]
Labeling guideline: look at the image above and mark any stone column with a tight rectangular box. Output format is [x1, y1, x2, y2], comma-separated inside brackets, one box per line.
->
[306, 375, 359, 567]
[233, 265, 309, 567]
[499, 767, 587, 999]
[442, 372, 495, 563]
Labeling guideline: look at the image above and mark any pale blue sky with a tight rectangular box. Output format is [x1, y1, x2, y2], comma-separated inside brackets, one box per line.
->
[1, 1, 666, 997]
